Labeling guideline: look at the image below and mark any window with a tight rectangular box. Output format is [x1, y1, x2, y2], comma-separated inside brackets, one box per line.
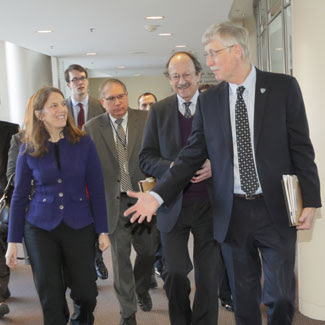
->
[255, 0, 292, 75]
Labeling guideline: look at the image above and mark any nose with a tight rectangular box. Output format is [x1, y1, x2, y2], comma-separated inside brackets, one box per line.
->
[206, 55, 214, 67]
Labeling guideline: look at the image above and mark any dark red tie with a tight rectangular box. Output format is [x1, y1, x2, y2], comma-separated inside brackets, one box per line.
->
[77, 103, 85, 129]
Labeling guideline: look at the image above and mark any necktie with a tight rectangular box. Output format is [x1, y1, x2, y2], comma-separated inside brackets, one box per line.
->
[77, 103, 85, 129]
[235, 86, 259, 196]
[183, 102, 192, 118]
[115, 119, 133, 192]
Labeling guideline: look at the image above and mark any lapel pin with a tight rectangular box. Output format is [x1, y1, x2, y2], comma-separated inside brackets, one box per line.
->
[260, 88, 266, 94]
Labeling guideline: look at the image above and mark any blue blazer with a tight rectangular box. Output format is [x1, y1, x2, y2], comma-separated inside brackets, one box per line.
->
[153, 69, 321, 242]
[8, 135, 108, 242]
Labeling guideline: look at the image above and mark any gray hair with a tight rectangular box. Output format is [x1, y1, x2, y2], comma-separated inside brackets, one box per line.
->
[202, 21, 250, 61]
[98, 78, 127, 98]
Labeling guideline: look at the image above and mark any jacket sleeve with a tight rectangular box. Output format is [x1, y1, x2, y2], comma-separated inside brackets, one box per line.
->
[8, 145, 33, 242]
[153, 99, 208, 205]
[286, 77, 321, 208]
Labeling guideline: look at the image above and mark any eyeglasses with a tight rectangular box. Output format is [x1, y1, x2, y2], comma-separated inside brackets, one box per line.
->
[203, 45, 234, 58]
[168, 72, 195, 82]
[48, 101, 67, 110]
[103, 93, 126, 103]
[70, 76, 87, 83]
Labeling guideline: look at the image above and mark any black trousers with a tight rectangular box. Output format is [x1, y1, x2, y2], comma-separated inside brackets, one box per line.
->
[223, 196, 296, 325]
[24, 222, 97, 325]
[161, 199, 220, 325]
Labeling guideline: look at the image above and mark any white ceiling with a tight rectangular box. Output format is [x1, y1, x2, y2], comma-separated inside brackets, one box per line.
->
[0, 0, 252, 77]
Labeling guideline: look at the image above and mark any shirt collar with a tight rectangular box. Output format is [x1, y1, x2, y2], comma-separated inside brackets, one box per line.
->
[177, 90, 200, 107]
[228, 65, 256, 97]
[71, 95, 89, 107]
[108, 110, 128, 125]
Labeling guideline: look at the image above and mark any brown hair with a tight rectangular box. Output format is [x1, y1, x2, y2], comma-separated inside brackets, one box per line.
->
[23, 87, 84, 157]
[64, 64, 88, 83]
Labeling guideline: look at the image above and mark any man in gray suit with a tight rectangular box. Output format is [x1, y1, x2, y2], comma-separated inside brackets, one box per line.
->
[84, 79, 155, 325]
[64, 64, 108, 281]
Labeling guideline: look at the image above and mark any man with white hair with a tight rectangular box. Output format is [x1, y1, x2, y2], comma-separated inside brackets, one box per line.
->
[125, 21, 321, 325]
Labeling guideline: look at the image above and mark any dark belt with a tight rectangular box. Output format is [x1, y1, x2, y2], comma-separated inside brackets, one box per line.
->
[233, 193, 264, 200]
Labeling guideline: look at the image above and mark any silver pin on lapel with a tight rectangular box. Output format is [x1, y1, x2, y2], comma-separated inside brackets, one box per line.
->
[260, 88, 266, 94]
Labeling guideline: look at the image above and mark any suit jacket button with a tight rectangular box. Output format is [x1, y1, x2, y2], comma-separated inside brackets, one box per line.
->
[58, 192, 64, 197]
[42, 198, 47, 202]
[59, 205, 64, 210]
[57, 178, 62, 184]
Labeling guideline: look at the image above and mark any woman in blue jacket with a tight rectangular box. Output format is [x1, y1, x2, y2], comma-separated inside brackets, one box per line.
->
[5, 86, 109, 325]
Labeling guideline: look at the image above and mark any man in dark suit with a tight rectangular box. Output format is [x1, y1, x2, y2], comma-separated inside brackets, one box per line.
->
[125, 21, 321, 325]
[64, 64, 107, 280]
[84, 79, 155, 325]
[139, 52, 219, 325]
[0, 120, 18, 315]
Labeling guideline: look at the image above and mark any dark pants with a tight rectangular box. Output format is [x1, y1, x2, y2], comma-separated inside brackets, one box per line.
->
[109, 195, 156, 318]
[223, 196, 296, 325]
[161, 199, 220, 325]
[218, 251, 232, 303]
[0, 239, 9, 299]
[24, 222, 97, 325]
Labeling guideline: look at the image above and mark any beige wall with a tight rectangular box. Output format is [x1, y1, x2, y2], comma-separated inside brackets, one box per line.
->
[88, 75, 173, 109]
[291, 0, 325, 320]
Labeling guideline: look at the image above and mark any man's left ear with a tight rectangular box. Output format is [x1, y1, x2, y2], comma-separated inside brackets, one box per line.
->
[233, 44, 243, 58]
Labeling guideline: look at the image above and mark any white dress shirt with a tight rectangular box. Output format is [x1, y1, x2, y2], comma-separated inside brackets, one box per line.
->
[228, 65, 262, 194]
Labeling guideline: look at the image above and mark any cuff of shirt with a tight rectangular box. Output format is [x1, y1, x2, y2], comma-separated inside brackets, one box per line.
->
[149, 191, 164, 206]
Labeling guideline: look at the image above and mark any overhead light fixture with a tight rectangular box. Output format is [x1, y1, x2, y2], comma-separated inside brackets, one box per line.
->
[176, 45, 186, 48]
[133, 73, 141, 77]
[275, 47, 283, 51]
[36, 30, 53, 33]
[86, 52, 97, 56]
[145, 16, 164, 20]
[158, 33, 172, 36]
[116, 66, 125, 69]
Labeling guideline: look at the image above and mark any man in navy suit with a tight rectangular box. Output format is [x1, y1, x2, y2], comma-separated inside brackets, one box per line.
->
[139, 52, 219, 325]
[125, 21, 321, 325]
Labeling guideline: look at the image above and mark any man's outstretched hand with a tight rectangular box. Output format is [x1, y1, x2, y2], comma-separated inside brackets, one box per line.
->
[124, 190, 160, 223]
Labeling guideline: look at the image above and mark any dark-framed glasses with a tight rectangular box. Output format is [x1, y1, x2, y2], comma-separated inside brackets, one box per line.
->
[70, 76, 87, 83]
[103, 93, 126, 103]
[203, 45, 234, 58]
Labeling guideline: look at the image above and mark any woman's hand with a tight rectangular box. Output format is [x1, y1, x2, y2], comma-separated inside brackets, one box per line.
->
[98, 233, 110, 252]
[6, 242, 18, 269]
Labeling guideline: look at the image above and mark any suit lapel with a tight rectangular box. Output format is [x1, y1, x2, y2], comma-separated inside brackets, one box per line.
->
[98, 114, 119, 162]
[127, 109, 137, 160]
[254, 69, 268, 150]
[218, 83, 233, 158]
[168, 95, 182, 152]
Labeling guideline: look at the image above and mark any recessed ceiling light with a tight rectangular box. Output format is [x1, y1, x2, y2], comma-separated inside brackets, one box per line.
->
[86, 52, 97, 56]
[36, 30, 52, 33]
[133, 73, 141, 77]
[176, 45, 186, 48]
[275, 47, 283, 51]
[145, 16, 164, 20]
[116, 66, 125, 69]
[158, 33, 172, 36]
